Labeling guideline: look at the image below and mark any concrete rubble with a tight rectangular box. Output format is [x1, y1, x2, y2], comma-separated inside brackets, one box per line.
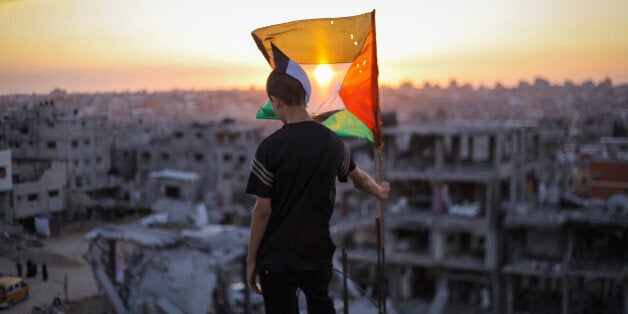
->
[84, 223, 262, 314]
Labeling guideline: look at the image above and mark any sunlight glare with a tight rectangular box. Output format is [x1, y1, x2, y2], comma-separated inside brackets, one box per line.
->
[314, 64, 334, 87]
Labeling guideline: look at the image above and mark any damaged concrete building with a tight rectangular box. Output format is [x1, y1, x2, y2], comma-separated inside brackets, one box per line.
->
[84, 223, 260, 314]
[333, 120, 626, 313]
[4, 101, 112, 191]
[503, 205, 627, 313]
[10, 160, 67, 226]
[114, 121, 263, 225]
[0, 148, 12, 223]
[1, 101, 113, 225]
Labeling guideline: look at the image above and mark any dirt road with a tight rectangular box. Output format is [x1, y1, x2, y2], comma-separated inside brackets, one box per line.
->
[0, 221, 101, 313]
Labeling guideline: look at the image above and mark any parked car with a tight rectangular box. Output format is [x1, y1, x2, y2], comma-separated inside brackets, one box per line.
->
[0, 277, 29, 308]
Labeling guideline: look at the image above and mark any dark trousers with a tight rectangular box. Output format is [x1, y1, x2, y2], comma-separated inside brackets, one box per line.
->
[259, 266, 335, 314]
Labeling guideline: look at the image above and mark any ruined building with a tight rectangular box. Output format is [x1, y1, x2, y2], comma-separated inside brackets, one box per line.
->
[4, 101, 112, 191]
[127, 121, 262, 207]
[9, 160, 67, 227]
[0, 148, 12, 223]
[333, 120, 626, 313]
[84, 223, 259, 313]
[105, 120, 264, 226]
[0, 101, 112, 225]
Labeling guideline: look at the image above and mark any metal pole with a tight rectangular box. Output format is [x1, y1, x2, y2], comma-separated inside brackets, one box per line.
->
[376, 217, 383, 314]
[342, 247, 349, 314]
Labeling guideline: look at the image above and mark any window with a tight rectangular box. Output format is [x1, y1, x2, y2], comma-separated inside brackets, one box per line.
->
[71, 140, 79, 148]
[47, 141, 56, 149]
[161, 152, 169, 160]
[174, 131, 184, 138]
[0, 167, 5, 179]
[84, 139, 91, 146]
[165, 186, 180, 199]
[142, 152, 151, 161]
[28, 193, 39, 201]
[194, 153, 204, 162]
[48, 190, 60, 197]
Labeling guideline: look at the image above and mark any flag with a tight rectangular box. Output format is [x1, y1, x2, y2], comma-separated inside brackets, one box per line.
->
[252, 10, 382, 145]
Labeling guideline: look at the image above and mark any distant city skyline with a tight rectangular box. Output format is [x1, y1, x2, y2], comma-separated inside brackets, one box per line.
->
[1, 0, 627, 94]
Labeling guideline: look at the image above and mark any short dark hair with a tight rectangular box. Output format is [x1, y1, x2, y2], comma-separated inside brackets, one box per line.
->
[266, 70, 306, 106]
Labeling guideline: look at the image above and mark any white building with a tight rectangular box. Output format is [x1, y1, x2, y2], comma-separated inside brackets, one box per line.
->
[0, 149, 12, 222]
[11, 160, 67, 220]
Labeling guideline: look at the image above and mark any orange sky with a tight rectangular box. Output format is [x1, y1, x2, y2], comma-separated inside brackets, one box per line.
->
[0, 0, 626, 94]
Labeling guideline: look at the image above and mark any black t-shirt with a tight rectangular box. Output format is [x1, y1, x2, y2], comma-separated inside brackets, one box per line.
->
[246, 120, 356, 272]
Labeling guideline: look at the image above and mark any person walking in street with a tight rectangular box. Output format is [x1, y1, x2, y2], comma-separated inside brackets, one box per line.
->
[15, 257, 24, 277]
[42, 262, 48, 281]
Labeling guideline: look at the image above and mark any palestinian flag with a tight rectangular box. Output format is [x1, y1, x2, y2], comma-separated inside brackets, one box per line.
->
[252, 10, 382, 145]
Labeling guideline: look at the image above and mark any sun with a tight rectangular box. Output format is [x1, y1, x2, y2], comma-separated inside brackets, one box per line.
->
[313, 64, 335, 87]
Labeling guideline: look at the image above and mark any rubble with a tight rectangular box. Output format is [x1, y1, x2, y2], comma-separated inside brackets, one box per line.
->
[84, 223, 260, 314]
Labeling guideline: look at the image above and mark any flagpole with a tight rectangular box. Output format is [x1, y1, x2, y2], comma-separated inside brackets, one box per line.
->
[374, 144, 386, 314]
[370, 9, 387, 314]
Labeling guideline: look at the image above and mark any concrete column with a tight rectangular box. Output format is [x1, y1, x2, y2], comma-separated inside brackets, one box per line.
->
[492, 271, 504, 314]
[429, 276, 449, 314]
[388, 266, 401, 301]
[623, 280, 628, 314]
[561, 276, 570, 314]
[495, 134, 504, 167]
[520, 132, 528, 162]
[432, 181, 443, 214]
[485, 229, 498, 269]
[435, 138, 444, 169]
[468, 136, 475, 163]
[432, 230, 446, 261]
[505, 276, 514, 314]
[486, 181, 500, 225]
[565, 228, 574, 261]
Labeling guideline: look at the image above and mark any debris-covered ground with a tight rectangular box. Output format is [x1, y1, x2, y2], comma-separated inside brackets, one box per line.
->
[0, 219, 117, 313]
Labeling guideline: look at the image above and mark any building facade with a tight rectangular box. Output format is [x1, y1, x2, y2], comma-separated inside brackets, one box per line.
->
[332, 120, 624, 314]
[4, 101, 111, 191]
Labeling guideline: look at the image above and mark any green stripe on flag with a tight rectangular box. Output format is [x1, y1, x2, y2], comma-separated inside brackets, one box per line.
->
[255, 101, 278, 120]
[255, 104, 374, 142]
[322, 110, 375, 142]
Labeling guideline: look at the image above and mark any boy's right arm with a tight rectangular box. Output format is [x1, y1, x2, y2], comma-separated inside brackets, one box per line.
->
[348, 166, 390, 200]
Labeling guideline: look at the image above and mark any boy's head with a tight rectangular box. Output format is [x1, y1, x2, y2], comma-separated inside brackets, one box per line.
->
[266, 70, 307, 107]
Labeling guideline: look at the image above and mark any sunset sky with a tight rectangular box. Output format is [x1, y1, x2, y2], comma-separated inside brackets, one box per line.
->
[1, 0, 627, 94]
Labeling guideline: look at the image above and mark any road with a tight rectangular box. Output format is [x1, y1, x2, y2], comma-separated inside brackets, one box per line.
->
[0, 221, 100, 313]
